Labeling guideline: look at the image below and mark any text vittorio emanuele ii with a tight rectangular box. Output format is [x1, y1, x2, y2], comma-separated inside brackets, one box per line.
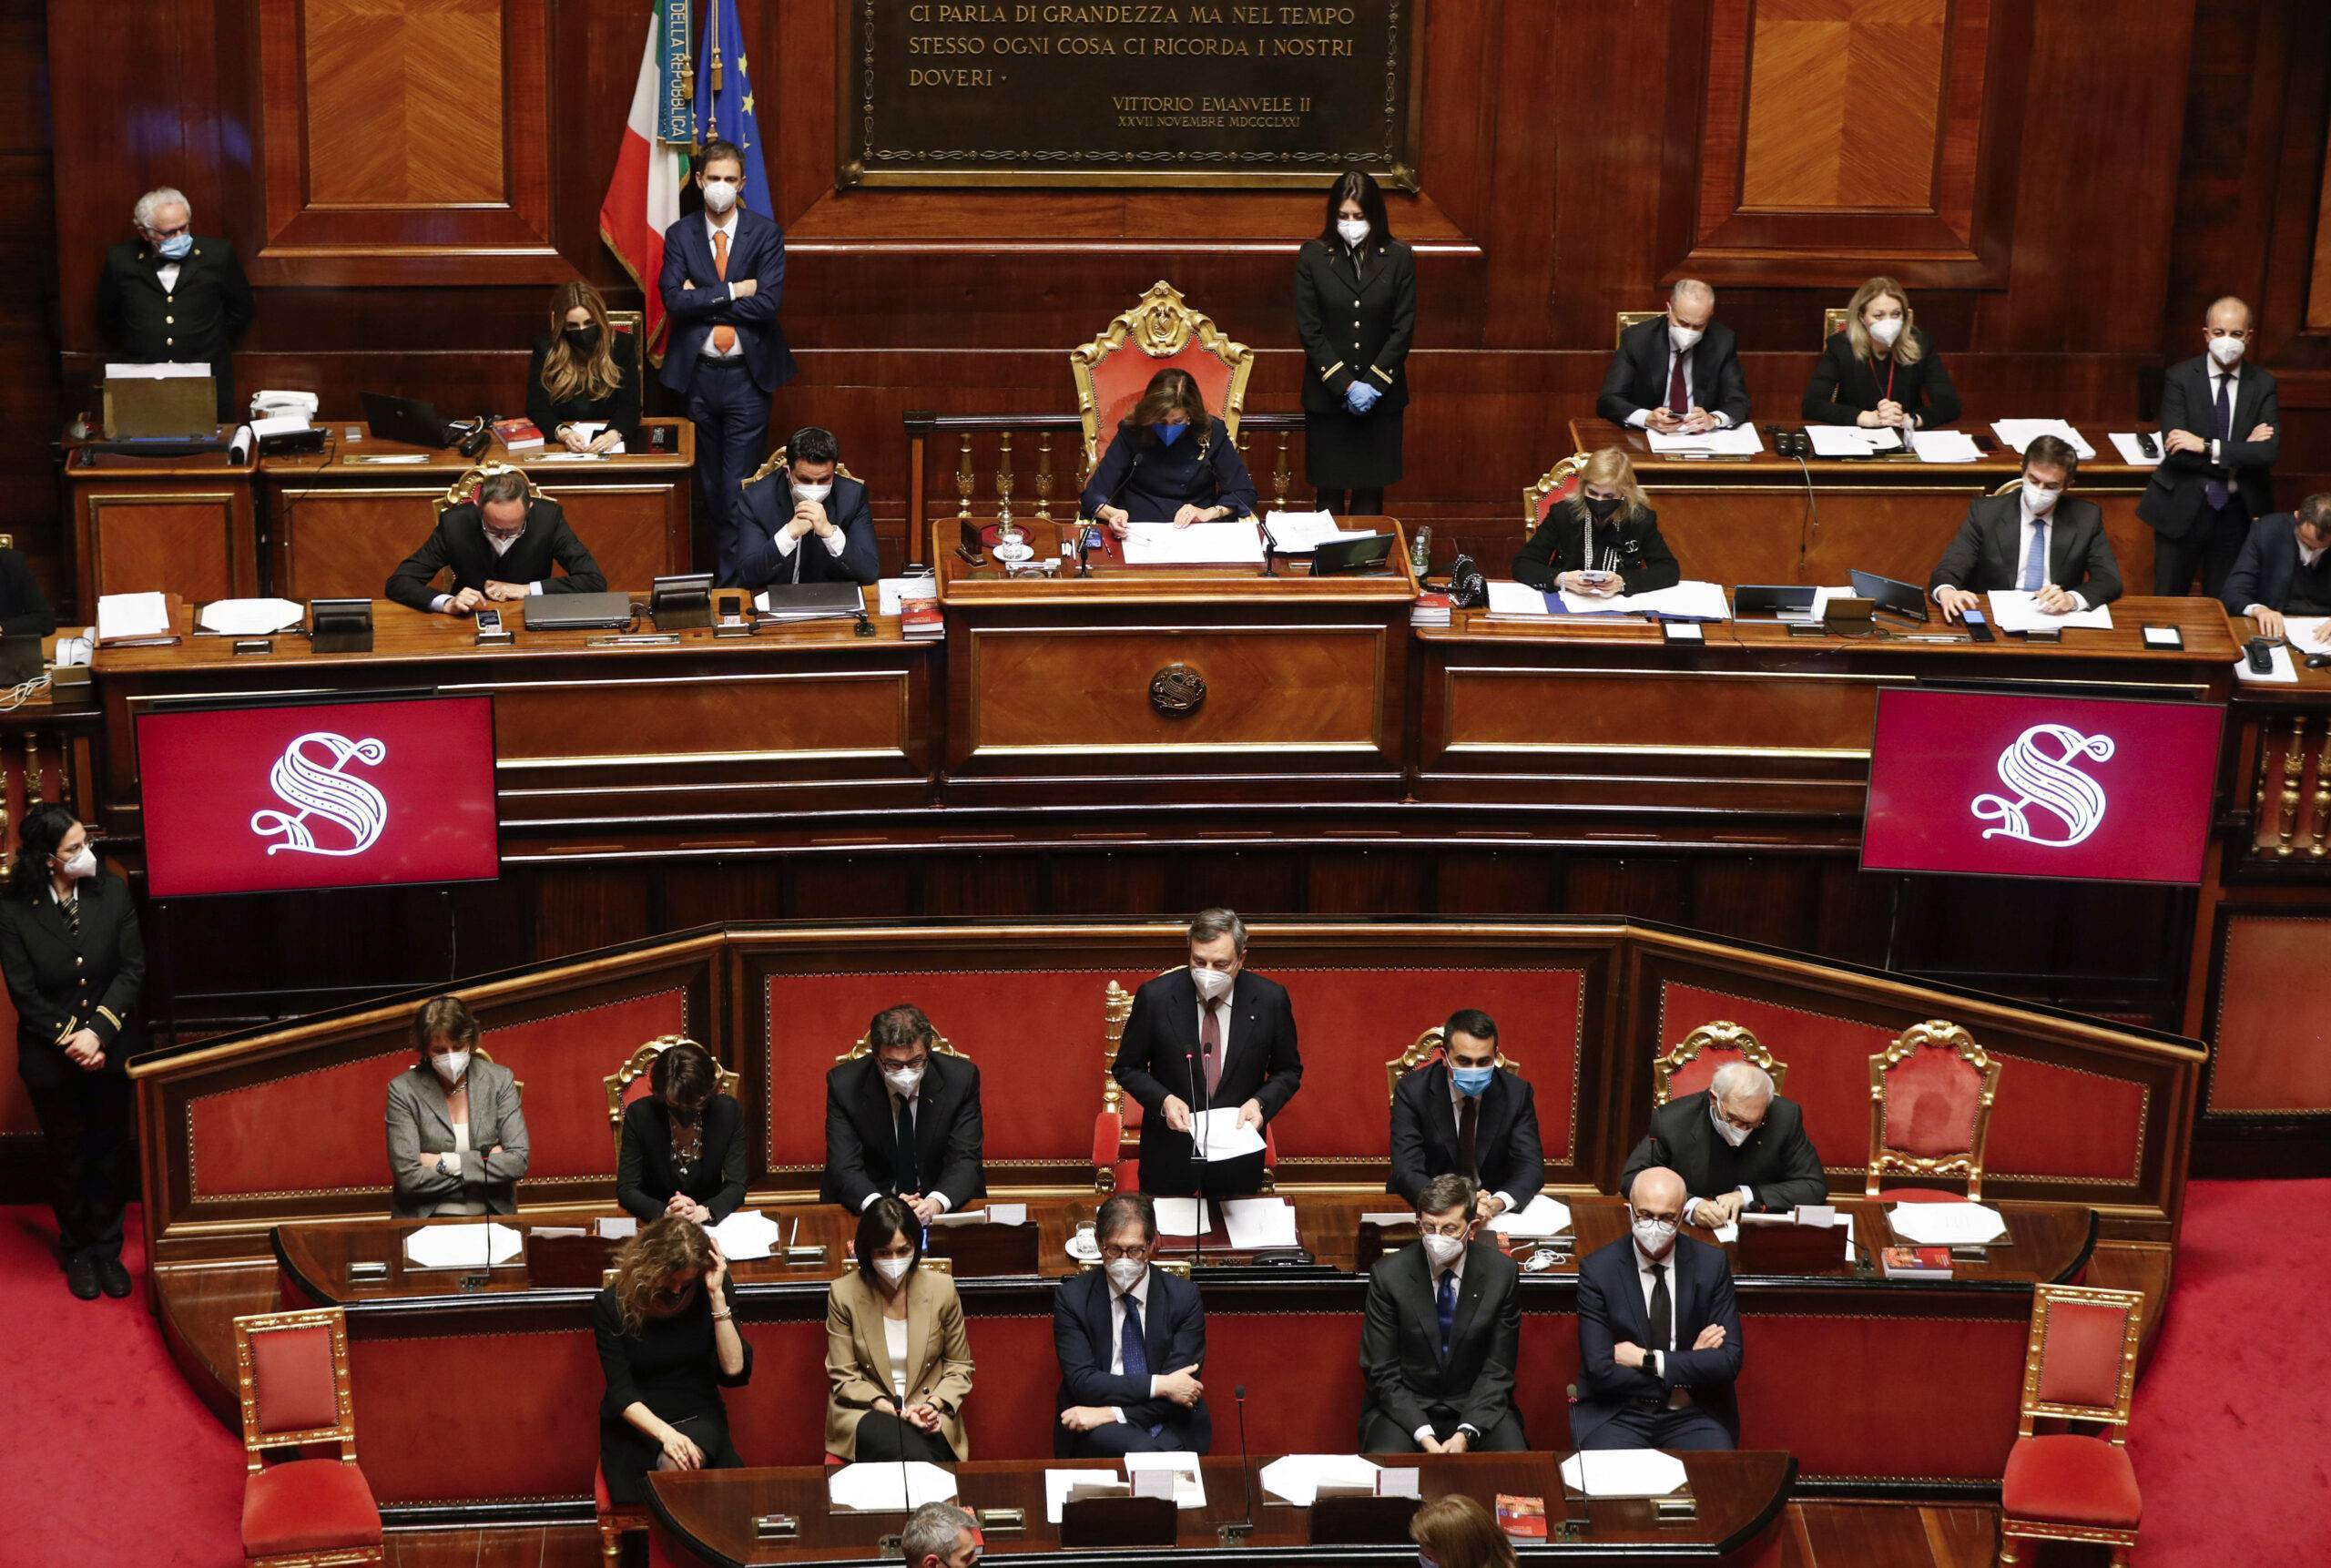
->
[904, 3, 1358, 98]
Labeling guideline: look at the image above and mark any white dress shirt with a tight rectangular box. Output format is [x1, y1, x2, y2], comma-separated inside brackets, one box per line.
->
[429, 524, 543, 613]
[157, 261, 182, 293]
[700, 211, 745, 357]
[1415, 1247, 1478, 1444]
[2245, 539, 2326, 619]
[1447, 1074, 1522, 1215]
[884, 1315, 911, 1400]
[1623, 336, 1734, 430]
[856, 1078, 953, 1214]
[1104, 1267, 1166, 1423]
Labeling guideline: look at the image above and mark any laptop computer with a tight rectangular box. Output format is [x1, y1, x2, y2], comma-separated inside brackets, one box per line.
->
[1311, 532, 1396, 576]
[1735, 585, 1818, 621]
[361, 392, 455, 450]
[1849, 569, 1929, 624]
[524, 591, 636, 630]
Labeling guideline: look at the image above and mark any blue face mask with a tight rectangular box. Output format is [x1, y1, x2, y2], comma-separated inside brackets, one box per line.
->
[1451, 1064, 1494, 1096]
[1155, 421, 1188, 446]
[158, 233, 193, 260]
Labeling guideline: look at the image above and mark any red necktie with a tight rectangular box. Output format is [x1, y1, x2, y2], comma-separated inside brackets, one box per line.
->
[710, 230, 736, 354]
[1666, 349, 1688, 416]
[1200, 999, 1224, 1096]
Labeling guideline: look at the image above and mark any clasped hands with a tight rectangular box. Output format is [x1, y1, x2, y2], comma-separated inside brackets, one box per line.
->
[558, 426, 623, 454]
[663, 1192, 714, 1225]
[1159, 1095, 1266, 1135]
[1856, 400, 1916, 431]
[63, 1027, 105, 1071]
[1343, 381, 1381, 415]
[881, 1396, 944, 1433]
[783, 499, 836, 543]
[1058, 1364, 1204, 1433]
[1613, 1324, 1726, 1369]
[1644, 406, 1718, 435]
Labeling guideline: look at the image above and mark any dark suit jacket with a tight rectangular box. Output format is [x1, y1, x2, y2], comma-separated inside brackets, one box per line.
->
[1052, 1265, 1212, 1455]
[1597, 316, 1752, 428]
[1113, 968, 1302, 1196]
[820, 1052, 986, 1210]
[525, 331, 643, 449]
[616, 1094, 749, 1223]
[0, 873, 145, 1088]
[1295, 238, 1417, 415]
[383, 497, 607, 611]
[733, 471, 879, 588]
[1359, 1238, 1522, 1444]
[0, 548, 56, 642]
[2139, 354, 2280, 540]
[2223, 514, 2331, 616]
[1928, 493, 2122, 606]
[656, 209, 798, 395]
[1388, 1063, 1545, 1211]
[1620, 1094, 1827, 1212]
[1800, 328, 1960, 428]
[1079, 417, 1259, 523]
[1512, 504, 1681, 596]
[1572, 1235, 1742, 1446]
[97, 236, 255, 418]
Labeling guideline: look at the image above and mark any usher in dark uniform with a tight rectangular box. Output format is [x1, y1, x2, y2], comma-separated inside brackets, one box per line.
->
[1294, 234, 1417, 501]
[96, 234, 255, 421]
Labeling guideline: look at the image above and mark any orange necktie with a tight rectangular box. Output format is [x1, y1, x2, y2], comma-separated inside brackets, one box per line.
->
[710, 229, 736, 354]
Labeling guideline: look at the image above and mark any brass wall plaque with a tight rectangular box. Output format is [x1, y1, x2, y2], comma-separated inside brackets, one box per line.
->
[1149, 663, 1207, 714]
[839, 1, 1422, 188]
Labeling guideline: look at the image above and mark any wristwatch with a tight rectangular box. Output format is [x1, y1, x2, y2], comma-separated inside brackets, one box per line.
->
[436, 1153, 458, 1176]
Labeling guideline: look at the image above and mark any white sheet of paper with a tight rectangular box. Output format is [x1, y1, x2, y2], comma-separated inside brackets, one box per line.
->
[1043, 1471, 1126, 1523]
[1560, 1448, 1688, 1497]
[1124, 1451, 1206, 1509]
[1152, 1197, 1214, 1237]
[1359, 1211, 1414, 1228]
[1258, 1454, 1380, 1508]
[707, 1209, 780, 1262]
[565, 422, 626, 454]
[107, 361, 210, 379]
[877, 576, 939, 616]
[402, 1222, 525, 1269]
[1487, 1194, 1572, 1237]
[829, 1461, 959, 1512]
[1376, 1466, 1422, 1500]
[1807, 425, 1888, 458]
[2234, 643, 2300, 684]
[1190, 1105, 1267, 1160]
[1484, 578, 1553, 616]
[1221, 1196, 1298, 1249]
[1558, 579, 1731, 620]
[2107, 432, 2163, 466]
[2284, 616, 2331, 656]
[595, 1217, 637, 1240]
[96, 592, 171, 641]
[196, 597, 306, 636]
[1644, 423, 1763, 456]
[1986, 590, 2113, 632]
[345, 453, 430, 463]
[1262, 512, 1375, 553]
[1887, 1201, 2009, 1246]
[1711, 1221, 1740, 1244]
[1910, 430, 1982, 463]
[1122, 520, 1265, 565]
[1992, 419, 2096, 460]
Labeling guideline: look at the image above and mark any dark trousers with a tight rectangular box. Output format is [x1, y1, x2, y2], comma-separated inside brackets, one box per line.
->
[1314, 488, 1385, 516]
[25, 1069, 132, 1262]
[1064, 1419, 1194, 1459]
[1358, 1407, 1527, 1453]
[854, 1410, 956, 1463]
[683, 360, 771, 586]
[1573, 1402, 1734, 1451]
[2153, 499, 2249, 597]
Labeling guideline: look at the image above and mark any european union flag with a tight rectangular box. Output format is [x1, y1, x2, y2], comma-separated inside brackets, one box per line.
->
[695, 0, 771, 219]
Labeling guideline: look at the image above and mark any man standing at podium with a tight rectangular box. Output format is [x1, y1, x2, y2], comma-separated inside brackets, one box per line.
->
[1620, 1062, 1826, 1228]
[1388, 1008, 1544, 1222]
[1359, 1174, 1526, 1453]
[1112, 909, 1301, 1196]
[1573, 1166, 1741, 1451]
[822, 1003, 985, 1225]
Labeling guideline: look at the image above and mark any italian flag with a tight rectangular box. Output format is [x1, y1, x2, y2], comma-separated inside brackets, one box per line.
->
[598, 5, 691, 364]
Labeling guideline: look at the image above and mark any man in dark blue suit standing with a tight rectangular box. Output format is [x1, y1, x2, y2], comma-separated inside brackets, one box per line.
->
[659, 140, 798, 585]
[1572, 1166, 1743, 1451]
[1054, 1194, 1211, 1457]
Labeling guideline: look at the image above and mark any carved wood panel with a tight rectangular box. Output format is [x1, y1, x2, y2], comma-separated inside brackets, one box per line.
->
[303, 0, 505, 207]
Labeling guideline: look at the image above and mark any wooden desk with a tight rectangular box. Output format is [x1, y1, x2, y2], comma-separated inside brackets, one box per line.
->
[259, 419, 694, 599]
[650, 1451, 1797, 1566]
[64, 441, 261, 608]
[1564, 417, 2157, 594]
[934, 516, 1420, 805]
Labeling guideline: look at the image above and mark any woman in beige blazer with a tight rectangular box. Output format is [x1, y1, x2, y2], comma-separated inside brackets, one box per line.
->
[825, 1196, 975, 1461]
[384, 995, 530, 1217]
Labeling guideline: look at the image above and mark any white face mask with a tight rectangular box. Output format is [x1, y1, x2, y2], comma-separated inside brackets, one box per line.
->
[2022, 480, 2061, 515]
[882, 1064, 925, 1096]
[1668, 321, 1705, 352]
[874, 1255, 913, 1285]
[1709, 1096, 1756, 1146]
[792, 477, 832, 504]
[701, 179, 739, 214]
[1190, 965, 1234, 1003]
[432, 1050, 471, 1084]
[1336, 218, 1370, 248]
[57, 847, 97, 881]
[1104, 1257, 1147, 1293]
[1420, 1231, 1465, 1268]
[2208, 334, 2246, 368]
[1632, 1215, 1679, 1258]
[1867, 315, 1905, 348]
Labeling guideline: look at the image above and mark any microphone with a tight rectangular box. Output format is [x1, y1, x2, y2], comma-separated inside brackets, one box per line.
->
[1216, 1383, 1255, 1544]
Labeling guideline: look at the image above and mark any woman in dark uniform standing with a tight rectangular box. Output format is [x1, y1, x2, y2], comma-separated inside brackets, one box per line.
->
[1082, 368, 1258, 535]
[1296, 169, 1416, 516]
[0, 804, 144, 1300]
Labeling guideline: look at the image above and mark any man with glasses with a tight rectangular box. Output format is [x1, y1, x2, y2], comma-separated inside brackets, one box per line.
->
[97, 186, 256, 422]
[2141, 295, 2281, 597]
[822, 1003, 986, 1224]
[1620, 1061, 1825, 1229]
[1053, 1193, 1211, 1457]
[1358, 1173, 1526, 1453]
[1573, 1166, 1742, 1451]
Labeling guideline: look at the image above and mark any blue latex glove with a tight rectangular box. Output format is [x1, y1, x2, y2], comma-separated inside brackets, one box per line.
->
[1345, 381, 1380, 414]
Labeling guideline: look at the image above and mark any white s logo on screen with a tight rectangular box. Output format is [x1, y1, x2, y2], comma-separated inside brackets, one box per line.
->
[249, 732, 390, 858]
[1970, 724, 2114, 849]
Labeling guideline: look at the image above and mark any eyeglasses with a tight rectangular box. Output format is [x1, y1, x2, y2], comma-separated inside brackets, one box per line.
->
[1099, 1245, 1150, 1262]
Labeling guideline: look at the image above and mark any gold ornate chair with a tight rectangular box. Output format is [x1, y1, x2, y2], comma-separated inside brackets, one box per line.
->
[433, 462, 543, 519]
[1866, 1020, 2002, 1201]
[1094, 976, 1276, 1194]
[1522, 453, 1592, 539]
[739, 444, 862, 493]
[602, 1035, 743, 1157]
[1070, 280, 1255, 475]
[1652, 1021, 1788, 1107]
[1823, 306, 1850, 342]
[1997, 1284, 2146, 1566]
[833, 1028, 964, 1064]
[1614, 310, 1662, 349]
[234, 1307, 383, 1567]
[1385, 1024, 1520, 1105]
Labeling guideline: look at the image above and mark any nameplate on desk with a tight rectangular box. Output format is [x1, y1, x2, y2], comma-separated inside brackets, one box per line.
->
[585, 633, 679, 647]
[347, 1261, 388, 1284]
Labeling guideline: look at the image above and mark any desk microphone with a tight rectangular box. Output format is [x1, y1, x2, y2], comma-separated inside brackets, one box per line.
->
[1217, 1383, 1255, 1544]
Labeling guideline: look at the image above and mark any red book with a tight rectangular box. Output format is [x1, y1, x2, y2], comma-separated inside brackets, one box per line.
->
[1880, 1245, 1953, 1278]
[900, 602, 943, 639]
[1495, 1494, 1547, 1543]
[490, 416, 544, 451]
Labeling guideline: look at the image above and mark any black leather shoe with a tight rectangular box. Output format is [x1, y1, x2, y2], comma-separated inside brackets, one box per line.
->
[66, 1255, 99, 1300]
[97, 1258, 132, 1298]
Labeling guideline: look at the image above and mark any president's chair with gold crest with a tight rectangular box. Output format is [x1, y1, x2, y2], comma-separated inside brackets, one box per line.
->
[1522, 453, 1591, 540]
[1866, 1019, 2002, 1203]
[1070, 280, 1255, 478]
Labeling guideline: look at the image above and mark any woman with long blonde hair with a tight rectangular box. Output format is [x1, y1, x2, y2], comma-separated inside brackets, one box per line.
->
[527, 280, 641, 453]
[1512, 446, 1680, 597]
[1802, 274, 1960, 432]
[593, 1215, 750, 1503]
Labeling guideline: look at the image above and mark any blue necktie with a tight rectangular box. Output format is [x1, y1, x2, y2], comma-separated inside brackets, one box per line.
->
[1435, 1268, 1457, 1356]
[2022, 519, 2048, 592]
[1121, 1296, 1163, 1436]
[2207, 372, 2233, 511]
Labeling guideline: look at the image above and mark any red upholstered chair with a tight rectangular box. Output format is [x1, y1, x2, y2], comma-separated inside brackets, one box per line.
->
[1069, 280, 1255, 477]
[1094, 976, 1275, 1193]
[1866, 1019, 2002, 1203]
[1998, 1284, 2145, 1566]
[604, 1034, 744, 1157]
[593, 1461, 641, 1564]
[1385, 1024, 1520, 1105]
[1522, 453, 1591, 537]
[1651, 1021, 1788, 1107]
[233, 1307, 382, 1568]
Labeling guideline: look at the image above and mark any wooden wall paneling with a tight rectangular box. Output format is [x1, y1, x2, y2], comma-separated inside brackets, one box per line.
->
[0, 5, 65, 615]
[2204, 909, 2331, 1114]
[78, 488, 252, 604]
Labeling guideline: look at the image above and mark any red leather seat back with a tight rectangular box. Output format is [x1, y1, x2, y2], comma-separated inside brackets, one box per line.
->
[250, 1324, 340, 1437]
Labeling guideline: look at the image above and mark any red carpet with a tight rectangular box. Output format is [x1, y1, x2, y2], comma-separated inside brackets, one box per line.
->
[1, 1184, 2317, 1563]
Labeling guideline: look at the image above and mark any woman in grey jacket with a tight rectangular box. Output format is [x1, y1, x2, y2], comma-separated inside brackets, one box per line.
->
[385, 993, 530, 1217]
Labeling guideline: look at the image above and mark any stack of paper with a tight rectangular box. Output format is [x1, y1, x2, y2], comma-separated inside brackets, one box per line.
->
[1124, 1452, 1206, 1509]
[927, 1201, 1030, 1228]
[1644, 424, 1763, 457]
[95, 592, 173, 645]
[707, 1209, 780, 1262]
[1190, 1105, 1267, 1161]
[828, 1461, 959, 1512]
[1484, 580, 1556, 616]
[402, 1222, 525, 1269]
[1263, 511, 1376, 553]
[1153, 1198, 1213, 1237]
[1221, 1196, 1299, 1250]
[1557, 579, 1732, 620]
[1992, 419, 2096, 460]
[1258, 1455, 1380, 1507]
[1559, 1449, 1687, 1498]
[1887, 1201, 2009, 1247]
[595, 1217, 637, 1240]
[197, 598, 306, 636]
[1487, 1194, 1573, 1238]
[1122, 521, 1265, 565]
[1910, 430, 1983, 463]
[1986, 591, 2113, 632]
[1807, 426, 1906, 457]
[1043, 1471, 1127, 1522]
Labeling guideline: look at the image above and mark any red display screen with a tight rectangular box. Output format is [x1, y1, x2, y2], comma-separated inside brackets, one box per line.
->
[136, 693, 500, 897]
[1863, 687, 2224, 885]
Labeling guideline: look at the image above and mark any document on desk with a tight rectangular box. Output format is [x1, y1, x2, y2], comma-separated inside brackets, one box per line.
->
[829, 1461, 958, 1512]
[1043, 1471, 1127, 1523]
[1189, 1105, 1267, 1161]
[1559, 1449, 1688, 1498]
[1644, 424, 1763, 457]
[96, 592, 173, 644]
[1487, 1194, 1573, 1238]
[342, 453, 430, 464]
[1807, 426, 1904, 457]
[1911, 430, 1983, 463]
[1259, 1455, 1381, 1507]
[1221, 1196, 1299, 1249]
[1484, 579, 1557, 616]
[1887, 1201, 2008, 1247]
[196, 597, 306, 636]
[2284, 616, 2331, 656]
[1152, 1198, 1214, 1237]
[1123, 1451, 1206, 1508]
[2108, 433, 2164, 466]
[1122, 520, 1265, 565]
[1263, 511, 1375, 553]
[1557, 579, 1732, 620]
[1986, 591, 2114, 632]
[706, 1209, 780, 1261]
[2234, 643, 2299, 684]
[402, 1222, 525, 1269]
[1992, 419, 2096, 460]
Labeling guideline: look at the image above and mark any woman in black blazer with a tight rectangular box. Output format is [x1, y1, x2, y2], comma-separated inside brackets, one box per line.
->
[0, 805, 143, 1301]
[526, 280, 642, 453]
[1081, 368, 1258, 534]
[1802, 274, 1960, 430]
[1295, 169, 1416, 516]
[617, 1041, 748, 1225]
[1513, 447, 1680, 596]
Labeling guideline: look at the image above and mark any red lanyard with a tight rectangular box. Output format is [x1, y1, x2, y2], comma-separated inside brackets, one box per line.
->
[1878, 356, 1896, 407]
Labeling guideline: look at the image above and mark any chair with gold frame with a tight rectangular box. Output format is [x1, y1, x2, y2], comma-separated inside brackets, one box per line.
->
[1094, 977, 1276, 1194]
[432, 462, 544, 520]
[1384, 1024, 1521, 1106]
[1651, 1021, 1788, 1107]
[1865, 1019, 2001, 1202]
[833, 1027, 965, 1064]
[1823, 305, 1850, 342]
[739, 443, 862, 494]
[1522, 453, 1592, 539]
[1997, 1284, 2145, 1567]
[1069, 280, 1255, 476]
[233, 1307, 383, 1567]
[602, 1035, 743, 1158]
[1614, 310, 1663, 350]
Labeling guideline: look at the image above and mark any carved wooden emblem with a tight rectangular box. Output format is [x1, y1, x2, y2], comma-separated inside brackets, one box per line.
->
[1148, 663, 1206, 716]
